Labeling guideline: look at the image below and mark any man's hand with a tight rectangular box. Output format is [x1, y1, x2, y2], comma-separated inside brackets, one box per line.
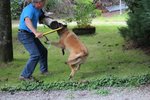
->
[35, 32, 43, 38]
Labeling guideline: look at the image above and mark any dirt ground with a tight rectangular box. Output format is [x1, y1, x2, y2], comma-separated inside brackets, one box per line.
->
[0, 84, 150, 100]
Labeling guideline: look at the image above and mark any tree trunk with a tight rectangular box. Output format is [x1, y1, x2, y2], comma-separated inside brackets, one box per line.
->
[0, 0, 13, 63]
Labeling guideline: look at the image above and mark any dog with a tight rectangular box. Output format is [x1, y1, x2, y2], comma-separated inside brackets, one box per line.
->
[50, 25, 89, 79]
[40, 12, 88, 79]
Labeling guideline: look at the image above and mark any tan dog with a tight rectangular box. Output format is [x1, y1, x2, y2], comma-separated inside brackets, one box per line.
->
[51, 26, 88, 79]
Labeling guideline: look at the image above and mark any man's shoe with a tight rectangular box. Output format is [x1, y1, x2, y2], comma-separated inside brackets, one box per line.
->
[19, 76, 35, 81]
[41, 71, 50, 76]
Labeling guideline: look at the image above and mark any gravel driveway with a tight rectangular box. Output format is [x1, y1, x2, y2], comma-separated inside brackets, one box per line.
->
[0, 85, 150, 100]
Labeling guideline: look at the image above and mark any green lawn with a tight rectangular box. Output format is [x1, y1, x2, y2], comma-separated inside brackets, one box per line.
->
[96, 12, 129, 22]
[0, 14, 150, 88]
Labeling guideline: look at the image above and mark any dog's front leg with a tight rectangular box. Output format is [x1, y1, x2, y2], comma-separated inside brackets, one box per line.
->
[51, 41, 65, 55]
[51, 41, 65, 49]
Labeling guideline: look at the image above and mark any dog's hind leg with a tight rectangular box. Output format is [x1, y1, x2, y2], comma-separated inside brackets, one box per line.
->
[68, 64, 76, 80]
[75, 55, 88, 71]
[76, 64, 81, 71]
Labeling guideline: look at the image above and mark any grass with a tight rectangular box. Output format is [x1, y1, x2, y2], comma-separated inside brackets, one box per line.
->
[96, 12, 129, 22]
[0, 13, 150, 90]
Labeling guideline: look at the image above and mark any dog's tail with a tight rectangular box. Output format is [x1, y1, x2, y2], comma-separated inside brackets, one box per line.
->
[65, 51, 88, 65]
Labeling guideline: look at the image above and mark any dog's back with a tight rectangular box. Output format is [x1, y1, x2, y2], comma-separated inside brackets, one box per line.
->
[62, 30, 88, 65]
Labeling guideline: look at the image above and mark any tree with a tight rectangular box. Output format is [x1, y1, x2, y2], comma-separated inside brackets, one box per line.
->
[45, 0, 74, 18]
[0, 0, 13, 63]
[119, 0, 150, 47]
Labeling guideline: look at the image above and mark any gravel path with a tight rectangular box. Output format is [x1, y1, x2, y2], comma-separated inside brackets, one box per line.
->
[0, 85, 150, 100]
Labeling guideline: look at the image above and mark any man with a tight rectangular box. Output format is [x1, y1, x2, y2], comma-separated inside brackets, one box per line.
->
[18, 0, 49, 81]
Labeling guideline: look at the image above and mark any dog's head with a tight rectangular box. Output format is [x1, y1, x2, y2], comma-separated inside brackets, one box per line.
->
[50, 21, 67, 30]
[56, 23, 68, 36]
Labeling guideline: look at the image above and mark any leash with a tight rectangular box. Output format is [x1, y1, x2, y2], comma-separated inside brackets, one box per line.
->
[43, 27, 63, 36]
[43, 27, 63, 45]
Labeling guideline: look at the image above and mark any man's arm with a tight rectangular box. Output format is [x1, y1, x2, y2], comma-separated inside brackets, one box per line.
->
[25, 17, 43, 38]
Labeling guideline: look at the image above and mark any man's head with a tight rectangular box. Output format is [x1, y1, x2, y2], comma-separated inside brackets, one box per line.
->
[32, 0, 46, 9]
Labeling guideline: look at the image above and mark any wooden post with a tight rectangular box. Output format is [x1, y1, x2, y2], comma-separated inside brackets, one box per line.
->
[120, 0, 122, 14]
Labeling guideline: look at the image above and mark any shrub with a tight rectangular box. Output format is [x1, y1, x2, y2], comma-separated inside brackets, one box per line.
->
[66, 1, 100, 28]
[119, 0, 150, 46]
[11, 0, 22, 20]
[45, 0, 74, 18]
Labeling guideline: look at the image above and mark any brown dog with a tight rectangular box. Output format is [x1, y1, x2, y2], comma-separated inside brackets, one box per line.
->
[50, 26, 89, 79]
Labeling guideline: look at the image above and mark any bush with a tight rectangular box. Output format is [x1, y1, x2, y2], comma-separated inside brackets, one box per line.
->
[11, 0, 22, 20]
[66, 1, 100, 28]
[119, 0, 150, 46]
[45, 0, 74, 18]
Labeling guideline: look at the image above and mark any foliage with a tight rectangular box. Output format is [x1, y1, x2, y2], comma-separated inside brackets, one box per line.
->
[11, 0, 72, 19]
[96, 89, 110, 96]
[11, 0, 22, 20]
[119, 0, 150, 46]
[10, 0, 100, 20]
[1, 74, 150, 92]
[45, 0, 60, 11]
[45, 0, 60, 18]
[66, 1, 101, 28]
[45, 0, 74, 18]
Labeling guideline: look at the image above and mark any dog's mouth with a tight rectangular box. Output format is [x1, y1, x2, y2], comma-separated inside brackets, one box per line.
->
[57, 25, 68, 37]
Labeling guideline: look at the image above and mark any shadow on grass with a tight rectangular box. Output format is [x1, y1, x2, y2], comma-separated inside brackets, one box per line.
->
[79, 67, 108, 79]
[13, 58, 27, 62]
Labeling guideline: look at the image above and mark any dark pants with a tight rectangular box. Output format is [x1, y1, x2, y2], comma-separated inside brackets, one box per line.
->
[18, 31, 48, 78]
